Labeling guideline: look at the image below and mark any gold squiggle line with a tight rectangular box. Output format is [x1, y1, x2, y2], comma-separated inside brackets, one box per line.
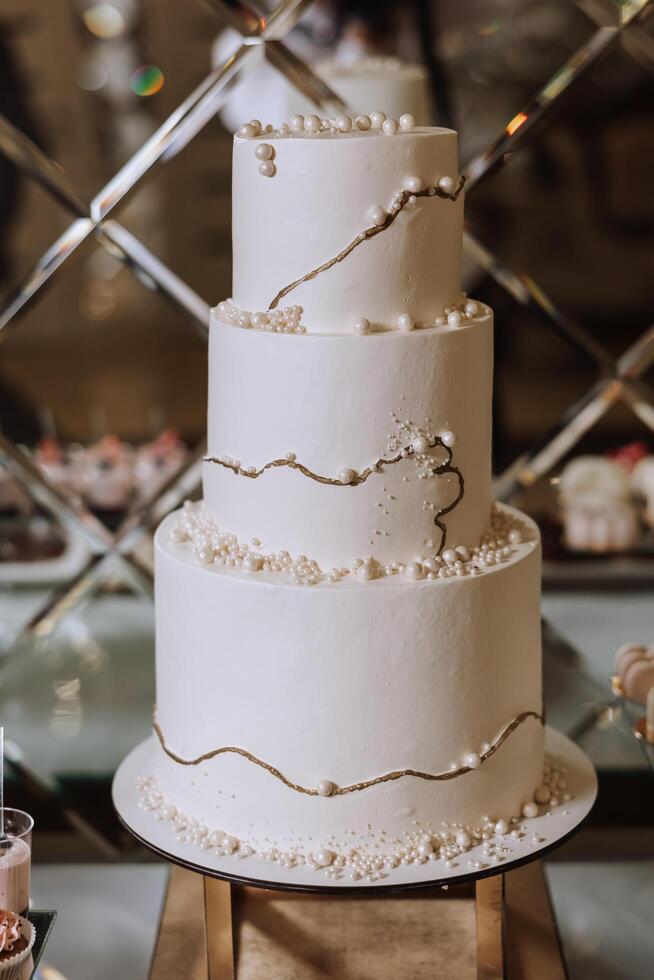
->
[203, 436, 463, 554]
[153, 709, 543, 797]
[206, 438, 435, 487]
[269, 176, 466, 310]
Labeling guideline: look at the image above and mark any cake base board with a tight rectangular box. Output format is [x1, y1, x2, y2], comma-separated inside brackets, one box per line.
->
[112, 726, 596, 892]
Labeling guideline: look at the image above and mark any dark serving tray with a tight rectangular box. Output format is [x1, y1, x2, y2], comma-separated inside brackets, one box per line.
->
[28, 910, 57, 978]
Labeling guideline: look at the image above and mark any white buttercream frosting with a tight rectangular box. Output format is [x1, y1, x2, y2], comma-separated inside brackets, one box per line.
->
[232, 127, 463, 334]
[204, 314, 493, 567]
[149, 121, 546, 879]
[153, 505, 543, 855]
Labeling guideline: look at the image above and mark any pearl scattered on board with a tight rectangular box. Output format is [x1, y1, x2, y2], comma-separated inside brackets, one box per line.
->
[136, 756, 569, 883]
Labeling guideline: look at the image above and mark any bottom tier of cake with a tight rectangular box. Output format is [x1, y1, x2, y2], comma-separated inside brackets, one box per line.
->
[149, 504, 545, 878]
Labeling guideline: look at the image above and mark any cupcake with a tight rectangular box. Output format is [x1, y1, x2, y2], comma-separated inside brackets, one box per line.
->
[0, 910, 35, 979]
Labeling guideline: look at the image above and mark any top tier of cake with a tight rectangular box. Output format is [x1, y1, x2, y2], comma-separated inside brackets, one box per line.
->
[232, 120, 463, 335]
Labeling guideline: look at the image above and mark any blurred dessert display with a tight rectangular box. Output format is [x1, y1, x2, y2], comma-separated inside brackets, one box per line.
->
[0, 430, 188, 581]
[631, 456, 654, 530]
[515, 443, 654, 581]
[33, 429, 188, 514]
[558, 456, 640, 554]
[74, 435, 134, 513]
[35, 438, 80, 498]
[133, 430, 187, 504]
[612, 642, 654, 704]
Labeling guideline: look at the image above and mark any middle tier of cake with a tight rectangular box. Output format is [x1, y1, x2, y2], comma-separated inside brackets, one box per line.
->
[204, 309, 493, 569]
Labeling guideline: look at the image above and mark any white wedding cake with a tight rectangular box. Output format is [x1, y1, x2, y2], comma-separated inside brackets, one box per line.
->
[139, 111, 554, 882]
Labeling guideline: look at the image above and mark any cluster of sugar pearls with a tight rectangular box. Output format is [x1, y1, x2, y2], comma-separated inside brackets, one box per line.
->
[216, 299, 307, 335]
[170, 498, 529, 587]
[136, 758, 566, 882]
[171, 502, 391, 587]
[170, 501, 322, 585]
[404, 506, 529, 581]
[432, 293, 491, 330]
[238, 111, 416, 139]
[355, 295, 489, 336]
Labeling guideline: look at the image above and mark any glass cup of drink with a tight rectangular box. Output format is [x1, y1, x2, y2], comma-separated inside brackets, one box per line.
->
[0, 809, 33, 917]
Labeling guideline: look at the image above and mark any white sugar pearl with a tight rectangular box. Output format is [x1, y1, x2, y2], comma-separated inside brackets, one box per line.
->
[417, 840, 433, 857]
[317, 780, 334, 797]
[336, 114, 352, 132]
[254, 143, 273, 160]
[370, 110, 386, 128]
[440, 430, 456, 447]
[404, 175, 422, 193]
[464, 300, 479, 317]
[354, 317, 370, 334]
[382, 118, 399, 135]
[339, 467, 356, 484]
[238, 123, 256, 138]
[304, 114, 321, 133]
[399, 113, 415, 131]
[259, 160, 275, 177]
[404, 562, 423, 580]
[249, 119, 262, 136]
[464, 752, 481, 769]
[438, 175, 455, 194]
[368, 204, 386, 226]
[455, 545, 470, 561]
[397, 313, 415, 332]
[495, 819, 509, 835]
[242, 555, 262, 572]
[315, 848, 334, 867]
[251, 312, 268, 328]
[289, 114, 304, 132]
[447, 310, 463, 327]
[442, 549, 457, 564]
[422, 557, 440, 573]
[508, 529, 522, 544]
[534, 784, 551, 804]
[355, 115, 371, 130]
[522, 802, 538, 819]
[412, 436, 429, 454]
[456, 831, 471, 849]
[222, 835, 238, 853]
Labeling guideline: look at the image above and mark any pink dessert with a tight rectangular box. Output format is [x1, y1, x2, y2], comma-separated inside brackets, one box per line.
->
[134, 429, 187, 502]
[0, 841, 30, 918]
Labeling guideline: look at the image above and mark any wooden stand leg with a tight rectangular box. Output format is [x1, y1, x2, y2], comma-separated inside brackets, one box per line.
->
[476, 874, 505, 980]
[203, 877, 235, 980]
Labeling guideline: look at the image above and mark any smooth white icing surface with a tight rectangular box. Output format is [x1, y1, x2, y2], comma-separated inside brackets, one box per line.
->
[146, 122, 548, 868]
[231, 128, 462, 334]
[204, 313, 493, 566]
[153, 506, 543, 848]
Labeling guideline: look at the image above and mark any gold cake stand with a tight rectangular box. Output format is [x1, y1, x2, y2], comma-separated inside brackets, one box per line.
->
[113, 727, 596, 979]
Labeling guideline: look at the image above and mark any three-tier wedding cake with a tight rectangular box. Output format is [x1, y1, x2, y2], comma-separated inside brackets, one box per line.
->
[138, 111, 554, 882]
